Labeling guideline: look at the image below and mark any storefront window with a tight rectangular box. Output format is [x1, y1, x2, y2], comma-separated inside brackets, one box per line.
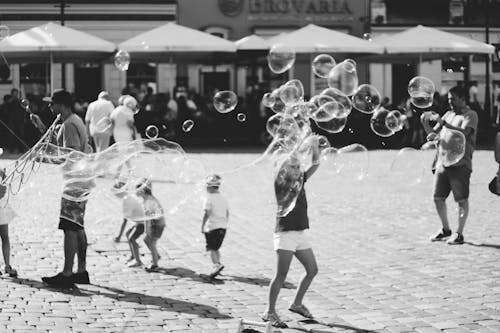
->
[442, 56, 467, 73]
[20, 63, 48, 96]
[493, 43, 500, 73]
[126, 63, 157, 92]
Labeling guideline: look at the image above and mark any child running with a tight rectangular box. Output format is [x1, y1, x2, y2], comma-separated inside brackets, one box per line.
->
[201, 174, 229, 278]
[262, 137, 321, 328]
[0, 168, 18, 277]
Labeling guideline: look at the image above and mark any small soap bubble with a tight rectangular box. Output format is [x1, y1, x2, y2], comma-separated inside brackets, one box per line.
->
[312, 54, 336, 78]
[145, 125, 159, 139]
[237, 113, 246, 122]
[20, 99, 30, 110]
[213, 90, 238, 113]
[262, 92, 275, 108]
[267, 44, 296, 74]
[182, 119, 194, 132]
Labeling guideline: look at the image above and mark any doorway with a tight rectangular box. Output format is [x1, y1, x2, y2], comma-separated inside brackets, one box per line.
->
[74, 63, 102, 102]
[201, 71, 230, 96]
[392, 63, 416, 106]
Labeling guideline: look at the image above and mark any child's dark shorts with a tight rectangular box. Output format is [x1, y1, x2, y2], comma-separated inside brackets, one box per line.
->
[129, 223, 145, 240]
[146, 219, 165, 239]
[205, 228, 226, 251]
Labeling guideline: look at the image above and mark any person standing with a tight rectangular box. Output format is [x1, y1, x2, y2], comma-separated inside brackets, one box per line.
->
[85, 91, 114, 152]
[110, 95, 138, 144]
[421, 86, 478, 245]
[31, 89, 92, 287]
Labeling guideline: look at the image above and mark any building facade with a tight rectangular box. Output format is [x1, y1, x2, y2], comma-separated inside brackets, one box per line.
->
[369, 0, 500, 111]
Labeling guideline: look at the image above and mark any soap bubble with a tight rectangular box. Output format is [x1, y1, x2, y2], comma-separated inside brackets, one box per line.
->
[316, 115, 348, 134]
[384, 110, 405, 132]
[262, 92, 275, 108]
[327, 59, 359, 96]
[408, 76, 435, 108]
[237, 113, 246, 122]
[352, 84, 381, 114]
[267, 44, 296, 74]
[114, 50, 130, 71]
[213, 90, 238, 113]
[182, 119, 194, 132]
[370, 108, 394, 137]
[145, 125, 159, 139]
[312, 54, 336, 78]
[438, 128, 465, 167]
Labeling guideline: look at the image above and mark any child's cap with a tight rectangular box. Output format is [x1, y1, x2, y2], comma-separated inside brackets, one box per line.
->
[206, 174, 221, 187]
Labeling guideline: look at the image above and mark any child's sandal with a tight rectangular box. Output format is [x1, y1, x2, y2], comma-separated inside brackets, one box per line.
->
[261, 312, 287, 328]
[288, 303, 313, 319]
[5, 266, 17, 278]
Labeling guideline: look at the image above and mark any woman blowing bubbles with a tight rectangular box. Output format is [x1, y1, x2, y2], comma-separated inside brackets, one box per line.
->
[262, 136, 321, 328]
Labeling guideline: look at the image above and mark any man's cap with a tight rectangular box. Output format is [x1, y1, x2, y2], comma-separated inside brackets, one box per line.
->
[98, 91, 109, 100]
[123, 95, 138, 110]
[42, 89, 73, 106]
[206, 174, 221, 187]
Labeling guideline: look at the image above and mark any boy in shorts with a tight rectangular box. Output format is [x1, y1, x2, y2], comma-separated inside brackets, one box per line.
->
[201, 174, 229, 278]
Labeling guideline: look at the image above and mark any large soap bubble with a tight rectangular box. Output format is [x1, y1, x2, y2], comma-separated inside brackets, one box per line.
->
[408, 76, 435, 108]
[312, 54, 336, 78]
[370, 108, 395, 137]
[320, 88, 352, 117]
[352, 84, 381, 114]
[274, 154, 304, 217]
[316, 115, 348, 134]
[267, 44, 296, 74]
[438, 128, 465, 167]
[390, 147, 426, 185]
[279, 85, 301, 106]
[213, 90, 238, 113]
[311, 101, 342, 122]
[114, 50, 130, 72]
[327, 59, 359, 96]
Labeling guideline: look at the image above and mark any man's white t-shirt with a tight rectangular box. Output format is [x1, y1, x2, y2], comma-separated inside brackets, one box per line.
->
[110, 105, 135, 142]
[85, 99, 114, 136]
[202, 192, 229, 232]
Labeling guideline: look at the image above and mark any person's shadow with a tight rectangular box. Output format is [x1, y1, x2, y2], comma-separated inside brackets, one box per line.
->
[464, 241, 500, 249]
[4, 277, 231, 319]
[221, 274, 296, 289]
[298, 319, 379, 333]
[154, 266, 225, 285]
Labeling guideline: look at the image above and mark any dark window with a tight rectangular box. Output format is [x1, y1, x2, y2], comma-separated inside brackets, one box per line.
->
[126, 63, 156, 88]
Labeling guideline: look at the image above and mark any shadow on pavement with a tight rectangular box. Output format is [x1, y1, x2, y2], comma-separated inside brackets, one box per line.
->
[4, 277, 231, 319]
[299, 319, 379, 333]
[155, 266, 225, 284]
[465, 241, 500, 249]
[83, 283, 232, 319]
[221, 274, 296, 289]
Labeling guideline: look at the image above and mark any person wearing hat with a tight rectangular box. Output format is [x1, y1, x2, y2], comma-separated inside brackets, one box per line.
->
[30, 89, 93, 288]
[85, 91, 114, 152]
[201, 174, 229, 278]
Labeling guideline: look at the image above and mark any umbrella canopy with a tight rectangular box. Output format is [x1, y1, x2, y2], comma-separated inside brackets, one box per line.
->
[0, 22, 116, 62]
[235, 34, 269, 51]
[267, 24, 383, 54]
[118, 22, 236, 61]
[368, 25, 495, 63]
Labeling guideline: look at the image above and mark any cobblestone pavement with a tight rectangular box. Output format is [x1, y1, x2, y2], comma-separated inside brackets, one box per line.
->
[0, 150, 499, 332]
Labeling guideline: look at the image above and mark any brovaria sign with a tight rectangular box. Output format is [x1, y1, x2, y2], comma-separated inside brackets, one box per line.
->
[219, 0, 353, 20]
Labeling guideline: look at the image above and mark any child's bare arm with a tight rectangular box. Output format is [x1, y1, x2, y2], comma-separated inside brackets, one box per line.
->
[305, 136, 320, 179]
[201, 210, 209, 233]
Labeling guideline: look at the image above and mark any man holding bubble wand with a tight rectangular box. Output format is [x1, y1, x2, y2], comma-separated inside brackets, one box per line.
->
[421, 86, 478, 245]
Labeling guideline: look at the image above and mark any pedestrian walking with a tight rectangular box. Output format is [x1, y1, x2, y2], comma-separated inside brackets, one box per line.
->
[201, 174, 229, 278]
[0, 168, 18, 278]
[85, 91, 114, 152]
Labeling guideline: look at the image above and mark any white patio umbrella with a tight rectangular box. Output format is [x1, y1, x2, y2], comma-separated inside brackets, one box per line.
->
[118, 22, 236, 62]
[369, 25, 495, 63]
[267, 24, 384, 54]
[235, 35, 269, 51]
[0, 22, 116, 90]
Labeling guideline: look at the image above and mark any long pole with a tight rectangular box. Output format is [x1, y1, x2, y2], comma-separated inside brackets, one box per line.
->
[485, 0, 491, 123]
[60, 0, 66, 89]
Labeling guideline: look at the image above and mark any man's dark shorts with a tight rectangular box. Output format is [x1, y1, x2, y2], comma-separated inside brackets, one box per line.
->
[433, 165, 471, 202]
[205, 228, 226, 251]
[58, 197, 87, 231]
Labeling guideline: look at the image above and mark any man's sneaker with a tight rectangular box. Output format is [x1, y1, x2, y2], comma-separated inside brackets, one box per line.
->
[42, 273, 74, 288]
[209, 264, 224, 278]
[430, 228, 452, 241]
[447, 232, 464, 245]
[5, 265, 17, 278]
[145, 265, 160, 273]
[71, 271, 90, 284]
